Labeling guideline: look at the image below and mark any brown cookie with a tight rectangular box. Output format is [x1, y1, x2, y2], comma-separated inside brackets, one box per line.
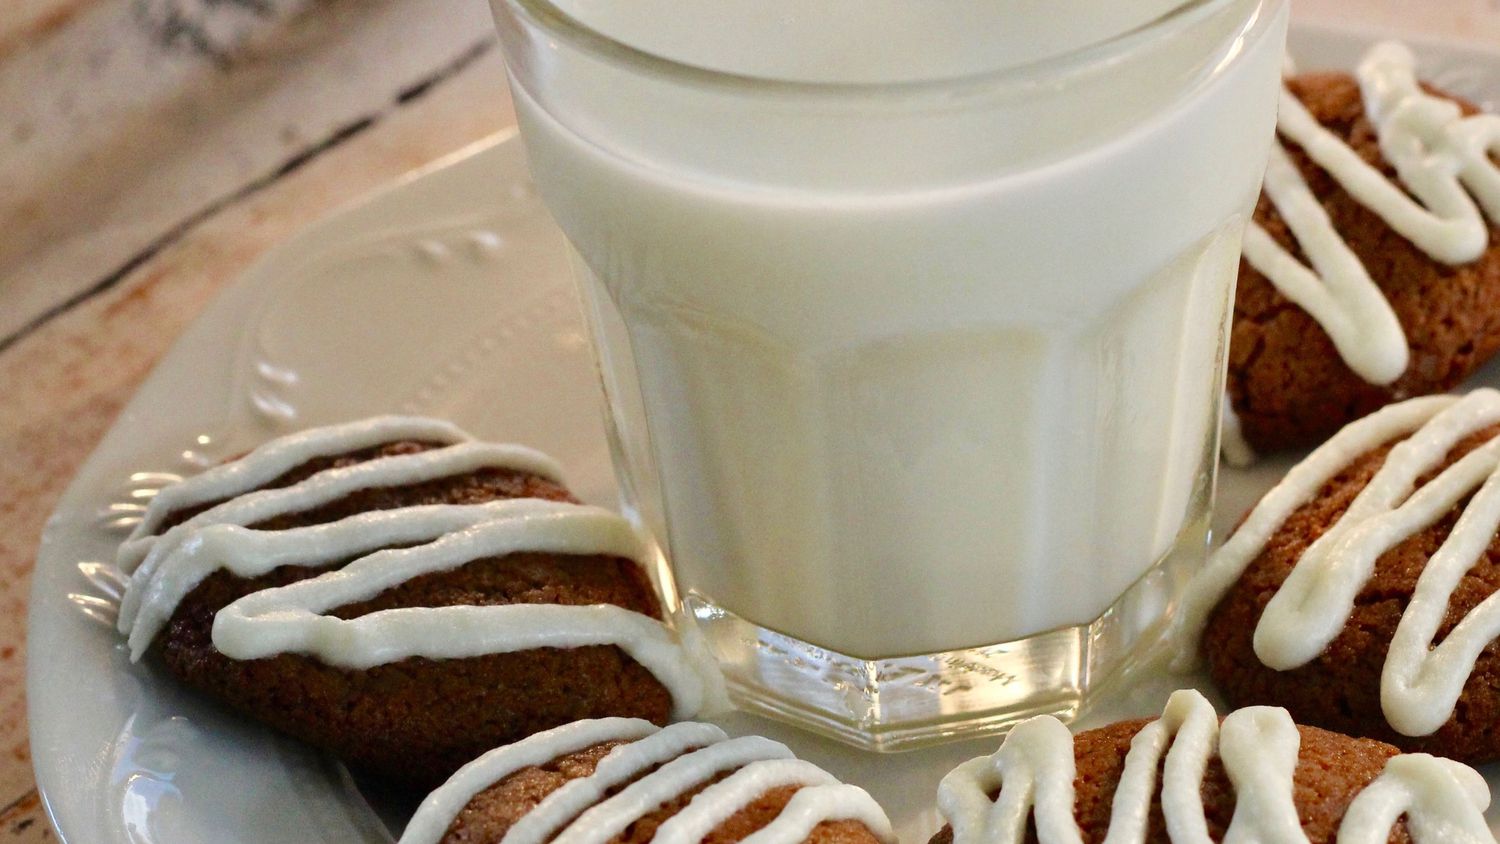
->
[137, 438, 676, 792]
[927, 717, 1409, 844]
[1202, 422, 1500, 762]
[432, 722, 888, 844]
[1229, 72, 1500, 452]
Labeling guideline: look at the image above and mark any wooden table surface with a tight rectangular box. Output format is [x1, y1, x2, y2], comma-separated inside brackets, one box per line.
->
[0, 1, 1490, 839]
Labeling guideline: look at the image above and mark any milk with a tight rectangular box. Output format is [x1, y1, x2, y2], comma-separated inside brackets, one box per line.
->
[494, 0, 1289, 659]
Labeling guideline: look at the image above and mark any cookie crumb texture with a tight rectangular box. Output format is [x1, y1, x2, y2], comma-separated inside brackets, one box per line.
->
[441, 741, 885, 844]
[152, 444, 674, 792]
[926, 719, 1409, 844]
[1230, 72, 1500, 452]
[1204, 424, 1500, 762]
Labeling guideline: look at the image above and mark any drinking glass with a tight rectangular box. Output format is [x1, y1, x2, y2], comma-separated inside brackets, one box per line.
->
[489, 0, 1288, 748]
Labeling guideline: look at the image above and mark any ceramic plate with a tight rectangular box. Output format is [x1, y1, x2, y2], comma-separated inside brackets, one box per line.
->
[28, 23, 1500, 844]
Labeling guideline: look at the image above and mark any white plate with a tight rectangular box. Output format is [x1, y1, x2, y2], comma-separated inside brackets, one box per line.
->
[28, 23, 1500, 844]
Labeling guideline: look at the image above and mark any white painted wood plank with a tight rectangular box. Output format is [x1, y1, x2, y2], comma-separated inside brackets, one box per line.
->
[0, 0, 504, 343]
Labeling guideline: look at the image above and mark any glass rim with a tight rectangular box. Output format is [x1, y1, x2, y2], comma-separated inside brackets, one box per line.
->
[498, 0, 1268, 100]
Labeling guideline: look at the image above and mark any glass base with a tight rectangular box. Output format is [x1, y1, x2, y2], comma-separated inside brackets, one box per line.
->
[685, 512, 1207, 752]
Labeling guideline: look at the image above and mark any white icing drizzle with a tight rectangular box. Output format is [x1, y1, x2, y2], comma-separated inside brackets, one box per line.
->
[936, 689, 1495, 844]
[119, 502, 528, 656]
[402, 718, 662, 844]
[551, 736, 794, 844]
[117, 424, 564, 574]
[651, 760, 840, 844]
[937, 716, 1079, 844]
[399, 719, 894, 844]
[508, 722, 732, 844]
[1244, 41, 1500, 386]
[1215, 706, 1306, 843]
[1339, 754, 1494, 844]
[1175, 388, 1500, 736]
[205, 500, 708, 719]
[121, 417, 469, 555]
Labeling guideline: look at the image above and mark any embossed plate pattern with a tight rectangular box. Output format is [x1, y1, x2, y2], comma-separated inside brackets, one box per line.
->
[28, 25, 1500, 844]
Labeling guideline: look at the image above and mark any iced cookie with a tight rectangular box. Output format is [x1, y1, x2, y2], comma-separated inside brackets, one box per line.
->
[1227, 41, 1500, 455]
[1181, 388, 1500, 762]
[117, 417, 713, 790]
[930, 689, 1491, 844]
[400, 718, 894, 844]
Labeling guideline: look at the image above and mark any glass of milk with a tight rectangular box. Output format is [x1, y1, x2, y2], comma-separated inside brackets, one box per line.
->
[490, 0, 1288, 748]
